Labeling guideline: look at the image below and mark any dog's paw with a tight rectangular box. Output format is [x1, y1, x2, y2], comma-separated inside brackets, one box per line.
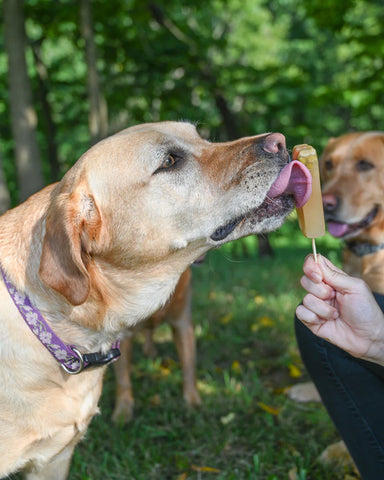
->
[112, 400, 134, 425]
[184, 388, 202, 408]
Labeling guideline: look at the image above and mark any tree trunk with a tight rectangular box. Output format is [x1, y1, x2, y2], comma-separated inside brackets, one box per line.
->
[0, 150, 11, 214]
[80, 0, 108, 145]
[4, 0, 44, 202]
[31, 41, 60, 182]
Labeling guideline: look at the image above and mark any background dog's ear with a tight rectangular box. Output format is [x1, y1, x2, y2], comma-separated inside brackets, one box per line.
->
[39, 188, 102, 306]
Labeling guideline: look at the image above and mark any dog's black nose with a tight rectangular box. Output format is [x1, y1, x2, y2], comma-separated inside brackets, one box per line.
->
[262, 133, 286, 154]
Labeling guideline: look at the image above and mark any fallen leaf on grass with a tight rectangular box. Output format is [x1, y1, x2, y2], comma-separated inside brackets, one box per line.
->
[288, 466, 298, 480]
[288, 364, 302, 378]
[191, 465, 221, 473]
[273, 386, 291, 395]
[197, 380, 216, 395]
[251, 316, 275, 331]
[231, 360, 242, 373]
[257, 401, 280, 416]
[220, 412, 236, 425]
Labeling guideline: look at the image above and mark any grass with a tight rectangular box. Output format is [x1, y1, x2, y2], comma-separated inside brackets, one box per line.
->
[14, 219, 355, 480]
[68, 220, 353, 480]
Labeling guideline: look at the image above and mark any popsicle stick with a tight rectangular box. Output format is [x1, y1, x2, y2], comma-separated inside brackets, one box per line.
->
[312, 238, 318, 263]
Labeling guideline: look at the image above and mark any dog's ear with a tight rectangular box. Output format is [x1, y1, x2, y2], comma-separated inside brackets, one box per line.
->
[39, 187, 102, 306]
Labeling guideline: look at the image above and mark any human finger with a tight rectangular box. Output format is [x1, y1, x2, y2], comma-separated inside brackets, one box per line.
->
[296, 303, 324, 326]
[302, 255, 322, 283]
[302, 293, 338, 321]
[300, 275, 335, 300]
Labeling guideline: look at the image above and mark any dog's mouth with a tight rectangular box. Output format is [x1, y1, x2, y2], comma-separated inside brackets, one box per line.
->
[210, 161, 312, 242]
[326, 205, 379, 239]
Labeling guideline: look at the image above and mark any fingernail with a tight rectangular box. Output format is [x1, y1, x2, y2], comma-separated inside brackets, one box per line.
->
[317, 254, 325, 264]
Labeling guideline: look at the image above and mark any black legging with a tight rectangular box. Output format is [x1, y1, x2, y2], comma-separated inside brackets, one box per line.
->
[295, 292, 384, 480]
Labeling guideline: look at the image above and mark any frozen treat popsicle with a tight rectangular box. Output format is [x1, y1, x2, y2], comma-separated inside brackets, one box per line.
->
[293, 144, 325, 261]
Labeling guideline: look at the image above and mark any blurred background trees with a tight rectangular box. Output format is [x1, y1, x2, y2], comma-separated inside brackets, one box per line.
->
[0, 0, 383, 206]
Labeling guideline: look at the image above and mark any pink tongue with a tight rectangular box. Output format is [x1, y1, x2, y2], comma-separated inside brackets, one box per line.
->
[267, 160, 312, 208]
[327, 221, 349, 238]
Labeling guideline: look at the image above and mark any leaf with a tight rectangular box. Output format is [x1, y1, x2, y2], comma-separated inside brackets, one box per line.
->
[288, 364, 302, 378]
[254, 295, 265, 305]
[197, 380, 216, 395]
[257, 401, 280, 416]
[220, 412, 236, 425]
[241, 347, 251, 355]
[176, 474, 187, 480]
[191, 465, 221, 473]
[259, 316, 275, 327]
[231, 360, 242, 373]
[220, 312, 233, 324]
[159, 366, 171, 377]
[288, 467, 298, 480]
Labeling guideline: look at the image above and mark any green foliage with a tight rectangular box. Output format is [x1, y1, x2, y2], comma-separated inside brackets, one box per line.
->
[1, 0, 383, 198]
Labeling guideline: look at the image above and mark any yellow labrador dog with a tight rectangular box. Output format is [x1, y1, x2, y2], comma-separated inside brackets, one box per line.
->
[0, 121, 311, 479]
[321, 131, 384, 292]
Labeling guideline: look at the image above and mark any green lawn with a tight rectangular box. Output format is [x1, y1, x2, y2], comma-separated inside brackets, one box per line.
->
[66, 219, 356, 479]
[16, 220, 354, 480]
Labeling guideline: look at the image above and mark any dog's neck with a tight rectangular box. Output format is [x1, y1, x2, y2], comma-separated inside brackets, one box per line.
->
[0, 189, 200, 354]
[346, 240, 384, 257]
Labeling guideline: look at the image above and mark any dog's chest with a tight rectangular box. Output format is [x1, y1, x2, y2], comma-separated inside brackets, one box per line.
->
[343, 248, 384, 294]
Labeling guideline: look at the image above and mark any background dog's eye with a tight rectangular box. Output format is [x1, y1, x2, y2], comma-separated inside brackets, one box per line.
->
[324, 159, 333, 171]
[356, 159, 374, 172]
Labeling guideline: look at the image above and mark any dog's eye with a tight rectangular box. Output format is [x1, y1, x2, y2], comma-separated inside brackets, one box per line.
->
[162, 155, 176, 169]
[324, 159, 333, 171]
[356, 159, 374, 172]
[154, 153, 181, 174]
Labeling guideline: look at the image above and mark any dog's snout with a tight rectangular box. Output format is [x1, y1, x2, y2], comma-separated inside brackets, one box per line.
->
[262, 133, 286, 154]
[323, 193, 339, 212]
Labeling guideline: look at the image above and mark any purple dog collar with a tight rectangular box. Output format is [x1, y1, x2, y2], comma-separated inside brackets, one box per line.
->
[1, 266, 120, 374]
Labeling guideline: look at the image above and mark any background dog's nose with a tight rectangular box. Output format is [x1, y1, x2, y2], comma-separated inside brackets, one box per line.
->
[323, 193, 339, 212]
[262, 133, 286, 154]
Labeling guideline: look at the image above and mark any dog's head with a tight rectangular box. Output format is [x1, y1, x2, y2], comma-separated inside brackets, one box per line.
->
[39, 122, 310, 307]
[320, 132, 384, 243]
[320, 131, 384, 242]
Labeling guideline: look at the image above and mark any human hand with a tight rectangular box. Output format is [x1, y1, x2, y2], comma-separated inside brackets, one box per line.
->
[296, 255, 384, 366]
